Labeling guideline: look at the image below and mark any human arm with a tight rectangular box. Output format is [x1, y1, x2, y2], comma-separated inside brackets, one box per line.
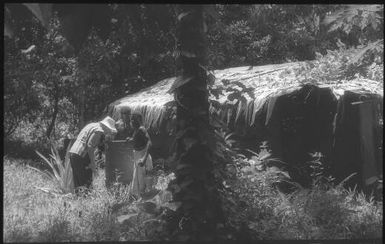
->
[125, 126, 135, 144]
[138, 128, 152, 167]
[125, 136, 134, 143]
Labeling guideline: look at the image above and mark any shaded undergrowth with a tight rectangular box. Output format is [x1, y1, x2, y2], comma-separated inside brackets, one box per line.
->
[3, 153, 383, 242]
[216, 145, 383, 240]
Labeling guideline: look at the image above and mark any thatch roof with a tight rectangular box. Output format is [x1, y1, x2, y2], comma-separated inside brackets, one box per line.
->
[110, 61, 383, 130]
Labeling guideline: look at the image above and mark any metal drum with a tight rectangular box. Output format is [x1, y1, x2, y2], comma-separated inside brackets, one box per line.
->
[105, 140, 134, 187]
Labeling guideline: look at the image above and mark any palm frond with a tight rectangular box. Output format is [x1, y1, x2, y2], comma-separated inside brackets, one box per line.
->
[34, 144, 74, 194]
[64, 140, 75, 192]
[337, 172, 358, 188]
[281, 179, 304, 191]
[246, 149, 259, 156]
[268, 158, 288, 165]
[35, 150, 61, 181]
[323, 4, 383, 33]
[49, 154, 62, 173]
[38, 151, 61, 181]
[350, 40, 383, 64]
[224, 132, 235, 141]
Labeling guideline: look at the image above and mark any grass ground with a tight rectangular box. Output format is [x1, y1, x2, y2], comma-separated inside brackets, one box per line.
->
[3, 156, 383, 242]
[3, 156, 128, 242]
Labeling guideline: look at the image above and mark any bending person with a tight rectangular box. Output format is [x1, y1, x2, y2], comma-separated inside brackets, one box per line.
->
[126, 113, 153, 198]
[69, 116, 117, 194]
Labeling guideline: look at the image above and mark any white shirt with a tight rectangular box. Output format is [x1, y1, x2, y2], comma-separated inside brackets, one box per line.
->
[69, 122, 104, 157]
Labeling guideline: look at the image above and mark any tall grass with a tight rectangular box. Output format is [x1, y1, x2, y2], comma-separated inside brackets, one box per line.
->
[3, 157, 171, 242]
[3, 157, 121, 242]
[3, 155, 383, 242]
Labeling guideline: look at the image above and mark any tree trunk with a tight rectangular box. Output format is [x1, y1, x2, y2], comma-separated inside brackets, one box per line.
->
[169, 5, 223, 241]
[79, 88, 85, 128]
[46, 89, 60, 138]
[78, 58, 86, 129]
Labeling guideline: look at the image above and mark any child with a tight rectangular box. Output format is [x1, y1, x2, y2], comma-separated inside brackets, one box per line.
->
[115, 108, 133, 140]
[126, 113, 153, 197]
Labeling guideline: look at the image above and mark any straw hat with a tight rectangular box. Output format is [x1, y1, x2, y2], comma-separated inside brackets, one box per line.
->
[100, 116, 117, 134]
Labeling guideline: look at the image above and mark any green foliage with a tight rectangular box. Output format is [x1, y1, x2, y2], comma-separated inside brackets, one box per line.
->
[320, 5, 383, 81]
[291, 44, 383, 85]
[3, 158, 176, 242]
[4, 19, 43, 137]
[213, 138, 383, 240]
[206, 4, 383, 69]
[23, 4, 53, 29]
[3, 70, 41, 137]
[307, 152, 335, 187]
[4, 4, 179, 142]
[323, 5, 383, 42]
[207, 5, 336, 68]
[31, 144, 74, 194]
[4, 13, 78, 142]
[5, 4, 383, 151]
[5, 4, 113, 54]
[271, 185, 383, 239]
[4, 146, 383, 242]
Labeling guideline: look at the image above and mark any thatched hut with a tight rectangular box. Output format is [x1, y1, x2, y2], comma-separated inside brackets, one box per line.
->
[107, 61, 383, 188]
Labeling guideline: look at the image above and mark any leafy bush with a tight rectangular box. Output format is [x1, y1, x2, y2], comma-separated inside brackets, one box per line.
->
[212, 136, 383, 240]
[291, 42, 383, 85]
[3, 144, 383, 242]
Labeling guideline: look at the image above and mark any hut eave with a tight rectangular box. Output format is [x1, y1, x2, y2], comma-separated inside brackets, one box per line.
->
[110, 62, 383, 130]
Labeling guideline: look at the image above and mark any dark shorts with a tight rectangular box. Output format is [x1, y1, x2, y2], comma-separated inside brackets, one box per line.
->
[69, 153, 92, 194]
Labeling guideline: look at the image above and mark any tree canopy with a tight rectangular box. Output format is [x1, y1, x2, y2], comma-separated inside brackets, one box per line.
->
[4, 4, 383, 140]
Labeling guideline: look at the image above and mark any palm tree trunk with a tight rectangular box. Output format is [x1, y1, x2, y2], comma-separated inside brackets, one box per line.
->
[170, 4, 223, 241]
